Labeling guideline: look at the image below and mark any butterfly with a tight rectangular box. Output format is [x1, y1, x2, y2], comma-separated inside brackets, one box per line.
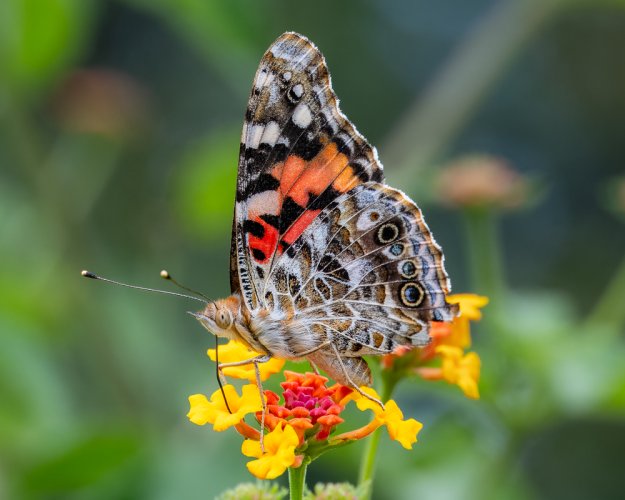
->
[194, 32, 457, 400]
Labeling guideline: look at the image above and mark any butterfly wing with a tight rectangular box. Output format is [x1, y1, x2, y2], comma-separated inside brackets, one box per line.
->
[231, 32, 384, 311]
[265, 183, 458, 359]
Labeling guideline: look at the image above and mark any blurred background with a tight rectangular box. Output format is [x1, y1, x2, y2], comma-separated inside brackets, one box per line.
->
[1, 0, 625, 498]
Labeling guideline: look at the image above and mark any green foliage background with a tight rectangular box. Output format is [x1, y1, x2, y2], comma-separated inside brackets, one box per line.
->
[1, 0, 625, 498]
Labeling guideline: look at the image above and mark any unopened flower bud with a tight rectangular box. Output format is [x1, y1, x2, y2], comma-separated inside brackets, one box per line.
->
[436, 154, 528, 210]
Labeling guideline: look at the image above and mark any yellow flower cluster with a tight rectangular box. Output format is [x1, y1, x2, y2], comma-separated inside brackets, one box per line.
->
[187, 364, 423, 479]
[441, 294, 487, 398]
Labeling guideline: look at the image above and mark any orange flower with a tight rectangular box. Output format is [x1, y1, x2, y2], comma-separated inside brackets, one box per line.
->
[258, 371, 349, 442]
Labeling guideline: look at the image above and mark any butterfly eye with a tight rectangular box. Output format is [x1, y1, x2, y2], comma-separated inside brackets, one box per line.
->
[215, 309, 231, 329]
[288, 83, 304, 103]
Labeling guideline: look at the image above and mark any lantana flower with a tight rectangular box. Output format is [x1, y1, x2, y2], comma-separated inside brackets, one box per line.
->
[262, 371, 350, 442]
[188, 367, 422, 480]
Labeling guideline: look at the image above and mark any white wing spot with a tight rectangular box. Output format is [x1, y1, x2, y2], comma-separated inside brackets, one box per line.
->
[282, 71, 292, 81]
[261, 121, 280, 146]
[292, 103, 312, 128]
[247, 124, 264, 149]
[255, 68, 269, 90]
[247, 190, 280, 217]
[292, 83, 304, 98]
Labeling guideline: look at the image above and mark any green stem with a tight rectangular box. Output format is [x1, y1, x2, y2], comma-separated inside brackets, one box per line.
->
[357, 373, 398, 500]
[585, 252, 625, 332]
[464, 208, 505, 317]
[288, 463, 307, 500]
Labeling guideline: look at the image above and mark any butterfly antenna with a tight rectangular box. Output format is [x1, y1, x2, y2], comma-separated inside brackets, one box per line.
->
[214, 337, 233, 414]
[81, 270, 206, 303]
[160, 270, 211, 302]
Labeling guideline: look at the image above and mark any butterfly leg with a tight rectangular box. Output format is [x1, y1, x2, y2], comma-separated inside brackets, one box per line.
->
[293, 341, 332, 375]
[217, 354, 271, 370]
[217, 354, 271, 451]
[330, 344, 385, 410]
[252, 359, 268, 453]
[309, 360, 320, 375]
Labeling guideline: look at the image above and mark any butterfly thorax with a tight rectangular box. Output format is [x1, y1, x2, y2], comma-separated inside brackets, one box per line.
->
[195, 293, 315, 359]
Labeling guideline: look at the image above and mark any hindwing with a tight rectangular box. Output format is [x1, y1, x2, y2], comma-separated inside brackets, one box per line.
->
[264, 183, 458, 356]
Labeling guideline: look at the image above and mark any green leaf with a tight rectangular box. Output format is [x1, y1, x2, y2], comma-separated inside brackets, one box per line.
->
[172, 129, 239, 241]
[22, 431, 141, 494]
[0, 0, 94, 95]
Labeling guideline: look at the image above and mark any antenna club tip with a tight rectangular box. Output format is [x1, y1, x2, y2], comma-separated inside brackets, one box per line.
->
[81, 270, 96, 278]
[160, 270, 170, 279]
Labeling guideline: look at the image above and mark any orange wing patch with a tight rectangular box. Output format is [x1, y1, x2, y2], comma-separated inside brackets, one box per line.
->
[248, 217, 279, 263]
[273, 143, 356, 208]
[262, 143, 364, 253]
[282, 208, 321, 246]
[333, 164, 358, 193]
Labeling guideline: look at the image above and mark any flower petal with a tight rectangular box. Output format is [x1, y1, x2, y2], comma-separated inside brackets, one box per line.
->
[351, 387, 385, 416]
[354, 398, 424, 450]
[207, 340, 285, 382]
[187, 384, 262, 431]
[447, 294, 489, 321]
[437, 345, 481, 399]
[241, 438, 262, 459]
[187, 394, 212, 425]
[386, 416, 423, 449]
[243, 424, 298, 480]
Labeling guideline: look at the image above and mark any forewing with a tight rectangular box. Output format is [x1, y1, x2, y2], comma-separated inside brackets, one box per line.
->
[231, 32, 384, 310]
[265, 183, 458, 355]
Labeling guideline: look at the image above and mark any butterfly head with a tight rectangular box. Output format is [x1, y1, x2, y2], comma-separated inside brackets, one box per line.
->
[192, 296, 241, 340]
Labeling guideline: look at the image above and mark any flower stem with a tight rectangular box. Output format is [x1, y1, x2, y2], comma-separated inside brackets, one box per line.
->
[288, 463, 307, 500]
[357, 373, 397, 499]
[464, 207, 505, 317]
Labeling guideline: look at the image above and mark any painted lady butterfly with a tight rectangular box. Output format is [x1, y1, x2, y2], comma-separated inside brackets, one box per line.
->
[194, 32, 457, 393]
